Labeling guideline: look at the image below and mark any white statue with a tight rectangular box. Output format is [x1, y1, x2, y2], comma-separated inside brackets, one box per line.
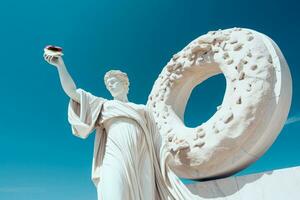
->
[43, 55, 173, 199]
[43, 27, 292, 200]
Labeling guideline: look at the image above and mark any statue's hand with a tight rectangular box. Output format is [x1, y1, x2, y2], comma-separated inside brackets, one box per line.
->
[43, 53, 64, 68]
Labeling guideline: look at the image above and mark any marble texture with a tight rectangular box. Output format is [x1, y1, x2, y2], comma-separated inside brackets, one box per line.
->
[42, 57, 174, 199]
[44, 27, 293, 200]
[187, 166, 300, 200]
[147, 28, 292, 181]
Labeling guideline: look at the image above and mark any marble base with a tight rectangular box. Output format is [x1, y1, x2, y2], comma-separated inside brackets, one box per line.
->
[186, 166, 300, 200]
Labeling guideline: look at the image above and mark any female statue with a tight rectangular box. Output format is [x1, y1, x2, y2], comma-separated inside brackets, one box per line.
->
[43, 54, 172, 200]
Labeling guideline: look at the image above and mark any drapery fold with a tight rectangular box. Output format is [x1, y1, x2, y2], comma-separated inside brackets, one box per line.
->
[66, 88, 195, 199]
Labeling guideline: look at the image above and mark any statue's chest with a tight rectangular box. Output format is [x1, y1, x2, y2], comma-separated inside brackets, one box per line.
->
[99, 101, 146, 128]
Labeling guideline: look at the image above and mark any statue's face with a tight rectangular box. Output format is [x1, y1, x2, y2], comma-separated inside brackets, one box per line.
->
[106, 76, 127, 97]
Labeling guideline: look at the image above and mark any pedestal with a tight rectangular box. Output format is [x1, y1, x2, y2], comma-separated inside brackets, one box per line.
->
[186, 166, 300, 200]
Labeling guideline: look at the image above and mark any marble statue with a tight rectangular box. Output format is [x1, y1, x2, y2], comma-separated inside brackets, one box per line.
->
[43, 27, 292, 200]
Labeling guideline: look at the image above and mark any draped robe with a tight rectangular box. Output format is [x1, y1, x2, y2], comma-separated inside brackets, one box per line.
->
[67, 89, 174, 200]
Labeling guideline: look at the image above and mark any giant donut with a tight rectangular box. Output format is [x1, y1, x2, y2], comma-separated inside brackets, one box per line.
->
[146, 28, 292, 179]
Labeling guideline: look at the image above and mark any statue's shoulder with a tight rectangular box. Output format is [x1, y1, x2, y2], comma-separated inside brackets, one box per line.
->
[127, 102, 146, 110]
[109, 100, 146, 111]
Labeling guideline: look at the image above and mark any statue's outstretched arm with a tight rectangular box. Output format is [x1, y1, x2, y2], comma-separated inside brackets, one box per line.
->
[43, 54, 80, 103]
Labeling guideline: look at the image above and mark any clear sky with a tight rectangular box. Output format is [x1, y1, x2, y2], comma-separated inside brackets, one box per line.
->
[0, 0, 299, 199]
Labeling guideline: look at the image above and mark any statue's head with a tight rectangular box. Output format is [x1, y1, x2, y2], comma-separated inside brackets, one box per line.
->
[104, 70, 130, 97]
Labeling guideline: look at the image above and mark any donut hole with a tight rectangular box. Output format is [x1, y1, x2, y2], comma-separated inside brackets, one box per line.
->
[184, 74, 226, 127]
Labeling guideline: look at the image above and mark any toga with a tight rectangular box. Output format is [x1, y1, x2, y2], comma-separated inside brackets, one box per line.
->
[67, 89, 173, 200]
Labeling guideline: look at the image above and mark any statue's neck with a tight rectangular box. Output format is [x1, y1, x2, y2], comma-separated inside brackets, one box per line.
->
[114, 94, 128, 102]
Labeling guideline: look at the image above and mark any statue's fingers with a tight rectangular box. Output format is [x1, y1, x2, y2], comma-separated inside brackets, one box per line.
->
[47, 55, 50, 63]
[51, 56, 56, 62]
[44, 54, 50, 60]
[52, 56, 58, 62]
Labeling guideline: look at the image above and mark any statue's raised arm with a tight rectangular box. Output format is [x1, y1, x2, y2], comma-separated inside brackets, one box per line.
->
[43, 46, 80, 103]
[43, 46, 107, 140]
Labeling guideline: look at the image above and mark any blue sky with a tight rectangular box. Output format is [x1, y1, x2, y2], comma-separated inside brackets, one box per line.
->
[0, 0, 299, 199]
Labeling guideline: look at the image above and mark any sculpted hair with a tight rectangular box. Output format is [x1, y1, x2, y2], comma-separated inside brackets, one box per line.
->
[104, 70, 130, 89]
